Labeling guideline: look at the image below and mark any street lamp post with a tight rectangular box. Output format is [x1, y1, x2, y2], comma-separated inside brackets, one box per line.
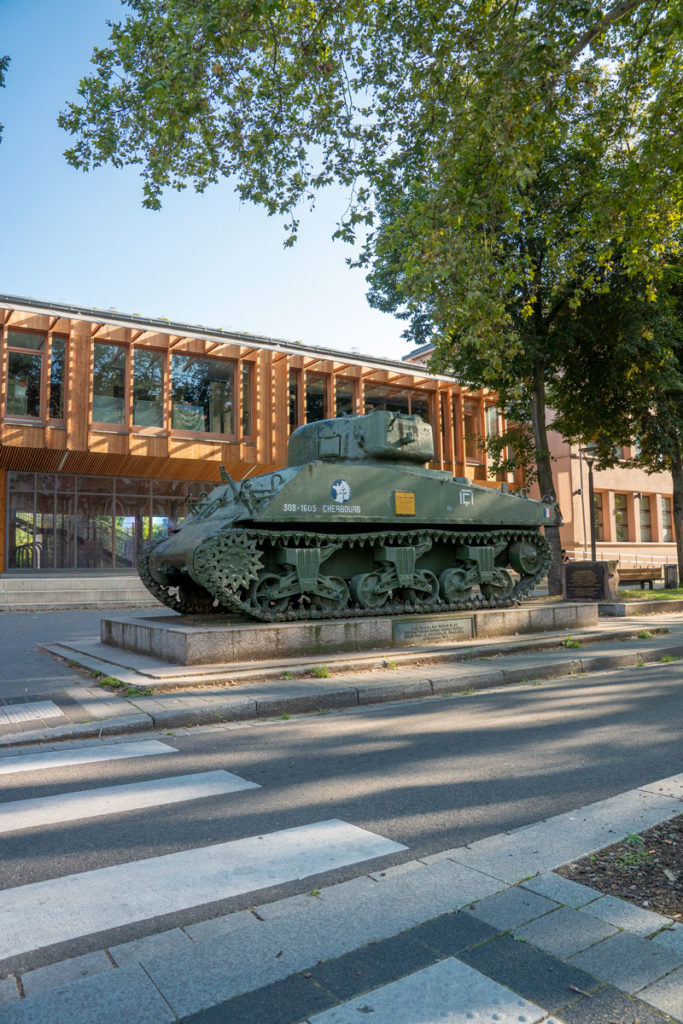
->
[580, 445, 598, 561]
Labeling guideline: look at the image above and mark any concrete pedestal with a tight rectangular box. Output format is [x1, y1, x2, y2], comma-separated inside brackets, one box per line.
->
[101, 602, 598, 667]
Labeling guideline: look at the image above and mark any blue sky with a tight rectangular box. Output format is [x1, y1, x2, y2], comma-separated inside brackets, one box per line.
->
[0, 0, 408, 358]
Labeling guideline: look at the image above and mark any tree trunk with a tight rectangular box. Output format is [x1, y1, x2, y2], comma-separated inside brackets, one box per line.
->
[670, 443, 683, 583]
[529, 357, 563, 595]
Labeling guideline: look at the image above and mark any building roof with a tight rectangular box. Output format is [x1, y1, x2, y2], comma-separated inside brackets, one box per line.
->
[0, 293, 454, 383]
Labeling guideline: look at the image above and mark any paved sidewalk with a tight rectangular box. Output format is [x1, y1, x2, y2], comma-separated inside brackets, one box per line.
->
[2, 612, 683, 746]
[0, 770, 680, 1023]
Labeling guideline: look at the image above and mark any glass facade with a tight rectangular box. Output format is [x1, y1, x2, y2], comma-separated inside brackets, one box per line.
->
[5, 473, 207, 571]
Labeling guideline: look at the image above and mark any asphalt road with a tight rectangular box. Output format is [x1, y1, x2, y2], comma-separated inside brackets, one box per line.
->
[1, 657, 681, 977]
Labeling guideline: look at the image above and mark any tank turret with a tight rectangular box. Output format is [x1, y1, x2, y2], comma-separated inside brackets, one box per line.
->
[139, 410, 560, 620]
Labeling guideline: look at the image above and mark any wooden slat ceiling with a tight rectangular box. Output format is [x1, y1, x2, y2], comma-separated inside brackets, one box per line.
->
[0, 446, 277, 483]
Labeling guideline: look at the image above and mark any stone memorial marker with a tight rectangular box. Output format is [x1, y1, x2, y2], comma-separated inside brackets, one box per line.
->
[564, 560, 618, 601]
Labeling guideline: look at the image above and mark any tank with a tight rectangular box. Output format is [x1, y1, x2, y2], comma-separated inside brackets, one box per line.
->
[139, 410, 560, 620]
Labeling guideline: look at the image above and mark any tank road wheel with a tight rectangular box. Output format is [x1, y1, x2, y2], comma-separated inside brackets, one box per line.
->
[249, 572, 291, 613]
[508, 540, 542, 577]
[439, 567, 473, 603]
[311, 576, 350, 614]
[480, 568, 514, 601]
[403, 570, 440, 608]
[350, 572, 390, 609]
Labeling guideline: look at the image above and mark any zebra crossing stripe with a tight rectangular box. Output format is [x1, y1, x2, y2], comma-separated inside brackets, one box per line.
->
[0, 770, 260, 834]
[0, 820, 406, 960]
[0, 740, 177, 776]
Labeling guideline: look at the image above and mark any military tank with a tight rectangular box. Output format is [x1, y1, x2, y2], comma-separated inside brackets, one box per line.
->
[139, 410, 559, 620]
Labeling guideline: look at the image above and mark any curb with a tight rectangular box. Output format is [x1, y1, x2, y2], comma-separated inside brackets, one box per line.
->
[3, 634, 683, 748]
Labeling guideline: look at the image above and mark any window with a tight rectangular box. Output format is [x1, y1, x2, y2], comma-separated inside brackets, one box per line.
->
[133, 349, 163, 427]
[6, 330, 44, 418]
[440, 394, 452, 461]
[305, 372, 328, 422]
[662, 497, 674, 542]
[463, 401, 481, 460]
[485, 405, 499, 439]
[639, 495, 652, 542]
[241, 362, 254, 436]
[49, 337, 66, 420]
[171, 354, 235, 434]
[93, 342, 126, 425]
[614, 493, 629, 542]
[364, 384, 431, 422]
[335, 378, 355, 418]
[288, 369, 301, 431]
[593, 492, 605, 541]
[451, 395, 462, 459]
[5, 330, 67, 421]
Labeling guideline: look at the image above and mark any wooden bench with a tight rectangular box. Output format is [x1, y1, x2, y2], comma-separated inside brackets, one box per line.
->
[617, 566, 663, 590]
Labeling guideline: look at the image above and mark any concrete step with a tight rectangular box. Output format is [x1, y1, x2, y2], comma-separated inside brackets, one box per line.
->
[0, 575, 162, 611]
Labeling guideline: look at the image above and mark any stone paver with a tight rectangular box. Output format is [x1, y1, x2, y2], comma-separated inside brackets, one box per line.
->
[0, 964, 176, 1024]
[651, 923, 683, 953]
[308, 957, 548, 1024]
[557, 985, 677, 1024]
[521, 872, 602, 908]
[469, 885, 560, 930]
[20, 951, 112, 997]
[514, 906, 619, 957]
[0, 976, 20, 1006]
[458, 933, 600, 1013]
[568, 931, 683, 993]
[580, 894, 673, 935]
[638, 965, 683, 1019]
[108, 927, 194, 967]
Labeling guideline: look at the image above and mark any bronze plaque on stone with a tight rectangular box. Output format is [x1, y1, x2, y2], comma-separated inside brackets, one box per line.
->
[393, 615, 474, 646]
[565, 561, 611, 601]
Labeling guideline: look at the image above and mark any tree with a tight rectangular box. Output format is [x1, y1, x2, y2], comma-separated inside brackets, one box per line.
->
[59, 1, 683, 590]
[0, 55, 10, 143]
[551, 259, 683, 575]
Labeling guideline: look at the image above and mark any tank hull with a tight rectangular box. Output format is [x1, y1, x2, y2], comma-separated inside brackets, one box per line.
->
[140, 411, 559, 620]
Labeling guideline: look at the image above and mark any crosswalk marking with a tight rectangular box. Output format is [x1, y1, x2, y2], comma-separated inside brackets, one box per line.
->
[0, 739, 177, 776]
[0, 700, 64, 725]
[309, 958, 547, 1024]
[0, 770, 260, 834]
[0, 820, 406, 960]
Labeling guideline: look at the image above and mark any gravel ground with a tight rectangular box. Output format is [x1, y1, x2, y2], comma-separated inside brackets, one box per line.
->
[557, 814, 682, 919]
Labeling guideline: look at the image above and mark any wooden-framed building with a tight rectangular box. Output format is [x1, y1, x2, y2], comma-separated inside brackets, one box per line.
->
[0, 295, 519, 575]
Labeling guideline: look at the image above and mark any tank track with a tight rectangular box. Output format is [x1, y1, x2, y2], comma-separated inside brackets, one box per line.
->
[184, 526, 551, 622]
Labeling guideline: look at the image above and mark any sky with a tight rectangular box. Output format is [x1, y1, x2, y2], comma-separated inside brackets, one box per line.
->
[0, 0, 408, 359]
